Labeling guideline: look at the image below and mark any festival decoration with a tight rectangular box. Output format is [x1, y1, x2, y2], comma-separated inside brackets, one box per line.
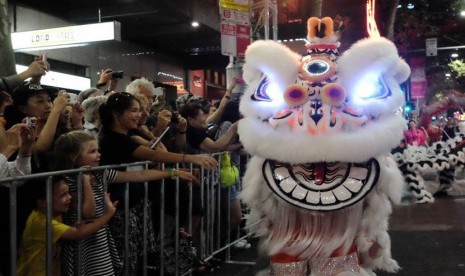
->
[238, 0, 410, 274]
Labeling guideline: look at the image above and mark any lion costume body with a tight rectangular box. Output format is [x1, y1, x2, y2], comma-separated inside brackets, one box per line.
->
[237, 15, 410, 275]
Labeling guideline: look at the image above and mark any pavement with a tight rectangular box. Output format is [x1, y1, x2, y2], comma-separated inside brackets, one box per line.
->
[208, 172, 465, 276]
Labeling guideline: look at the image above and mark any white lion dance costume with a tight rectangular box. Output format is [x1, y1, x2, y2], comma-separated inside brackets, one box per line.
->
[237, 3, 409, 275]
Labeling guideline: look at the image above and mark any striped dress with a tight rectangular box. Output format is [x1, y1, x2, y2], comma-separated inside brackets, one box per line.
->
[62, 170, 122, 275]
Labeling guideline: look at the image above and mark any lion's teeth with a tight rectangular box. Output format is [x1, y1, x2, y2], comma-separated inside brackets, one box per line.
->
[321, 191, 336, 204]
[333, 185, 352, 201]
[275, 166, 290, 181]
[343, 179, 363, 193]
[292, 185, 307, 200]
[306, 191, 320, 204]
[280, 178, 296, 193]
[348, 167, 368, 180]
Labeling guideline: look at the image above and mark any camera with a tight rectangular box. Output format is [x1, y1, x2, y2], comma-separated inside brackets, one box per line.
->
[171, 112, 180, 124]
[68, 93, 78, 104]
[111, 71, 124, 79]
[23, 117, 37, 129]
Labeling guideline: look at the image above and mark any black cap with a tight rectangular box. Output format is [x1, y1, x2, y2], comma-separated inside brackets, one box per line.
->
[12, 82, 49, 106]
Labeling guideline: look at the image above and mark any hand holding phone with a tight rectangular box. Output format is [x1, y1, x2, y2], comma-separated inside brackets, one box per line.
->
[22, 117, 37, 129]
[150, 126, 170, 149]
[68, 93, 78, 104]
[111, 71, 124, 79]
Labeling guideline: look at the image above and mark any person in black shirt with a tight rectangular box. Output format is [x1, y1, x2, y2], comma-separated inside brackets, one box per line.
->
[98, 92, 217, 274]
[180, 102, 241, 153]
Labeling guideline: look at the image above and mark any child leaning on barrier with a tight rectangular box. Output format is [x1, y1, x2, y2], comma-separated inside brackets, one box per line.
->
[16, 175, 118, 276]
[53, 130, 198, 275]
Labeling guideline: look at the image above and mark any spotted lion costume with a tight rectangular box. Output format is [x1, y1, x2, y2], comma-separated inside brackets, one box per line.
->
[237, 6, 409, 276]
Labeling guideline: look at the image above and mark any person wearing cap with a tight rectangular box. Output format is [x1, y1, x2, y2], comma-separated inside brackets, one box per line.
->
[8, 83, 68, 164]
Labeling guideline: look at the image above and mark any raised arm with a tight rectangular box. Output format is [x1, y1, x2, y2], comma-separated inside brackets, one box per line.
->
[206, 79, 236, 124]
[33, 93, 68, 152]
[199, 121, 240, 153]
[1, 59, 48, 92]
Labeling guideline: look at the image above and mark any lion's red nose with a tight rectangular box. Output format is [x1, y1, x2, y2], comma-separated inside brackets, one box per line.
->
[314, 163, 326, 185]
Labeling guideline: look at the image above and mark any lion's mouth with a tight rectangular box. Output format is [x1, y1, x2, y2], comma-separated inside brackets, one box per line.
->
[262, 159, 380, 211]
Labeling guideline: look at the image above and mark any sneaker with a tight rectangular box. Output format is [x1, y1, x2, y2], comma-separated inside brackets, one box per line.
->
[233, 239, 251, 249]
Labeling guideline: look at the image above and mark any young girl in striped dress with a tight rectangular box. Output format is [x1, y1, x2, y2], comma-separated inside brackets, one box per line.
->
[54, 131, 197, 275]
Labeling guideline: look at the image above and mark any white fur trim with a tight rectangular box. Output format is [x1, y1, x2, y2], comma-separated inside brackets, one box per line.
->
[356, 156, 403, 273]
[241, 40, 302, 120]
[238, 116, 406, 164]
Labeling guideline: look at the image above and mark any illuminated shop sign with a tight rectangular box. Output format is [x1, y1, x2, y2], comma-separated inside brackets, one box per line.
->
[12, 21, 121, 51]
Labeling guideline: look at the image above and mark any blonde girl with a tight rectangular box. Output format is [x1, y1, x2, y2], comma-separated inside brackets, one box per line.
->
[54, 131, 197, 275]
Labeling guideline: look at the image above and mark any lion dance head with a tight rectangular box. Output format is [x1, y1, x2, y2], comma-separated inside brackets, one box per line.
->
[238, 17, 410, 212]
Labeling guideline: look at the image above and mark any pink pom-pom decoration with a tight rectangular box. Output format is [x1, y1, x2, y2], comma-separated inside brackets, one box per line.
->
[283, 85, 308, 107]
[321, 83, 346, 106]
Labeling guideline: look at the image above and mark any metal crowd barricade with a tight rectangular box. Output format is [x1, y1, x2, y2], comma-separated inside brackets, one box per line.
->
[0, 152, 253, 276]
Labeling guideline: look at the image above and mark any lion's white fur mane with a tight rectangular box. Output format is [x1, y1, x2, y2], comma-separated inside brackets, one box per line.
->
[238, 34, 409, 275]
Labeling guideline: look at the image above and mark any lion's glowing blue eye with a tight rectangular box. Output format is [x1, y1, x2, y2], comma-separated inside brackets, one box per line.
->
[353, 75, 390, 101]
[299, 57, 336, 83]
[306, 61, 330, 76]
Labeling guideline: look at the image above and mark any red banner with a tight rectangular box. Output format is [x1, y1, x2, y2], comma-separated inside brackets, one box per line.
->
[236, 24, 250, 57]
[411, 81, 427, 99]
[410, 56, 427, 99]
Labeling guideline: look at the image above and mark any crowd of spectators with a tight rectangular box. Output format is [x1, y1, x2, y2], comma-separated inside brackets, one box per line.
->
[0, 57, 245, 275]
